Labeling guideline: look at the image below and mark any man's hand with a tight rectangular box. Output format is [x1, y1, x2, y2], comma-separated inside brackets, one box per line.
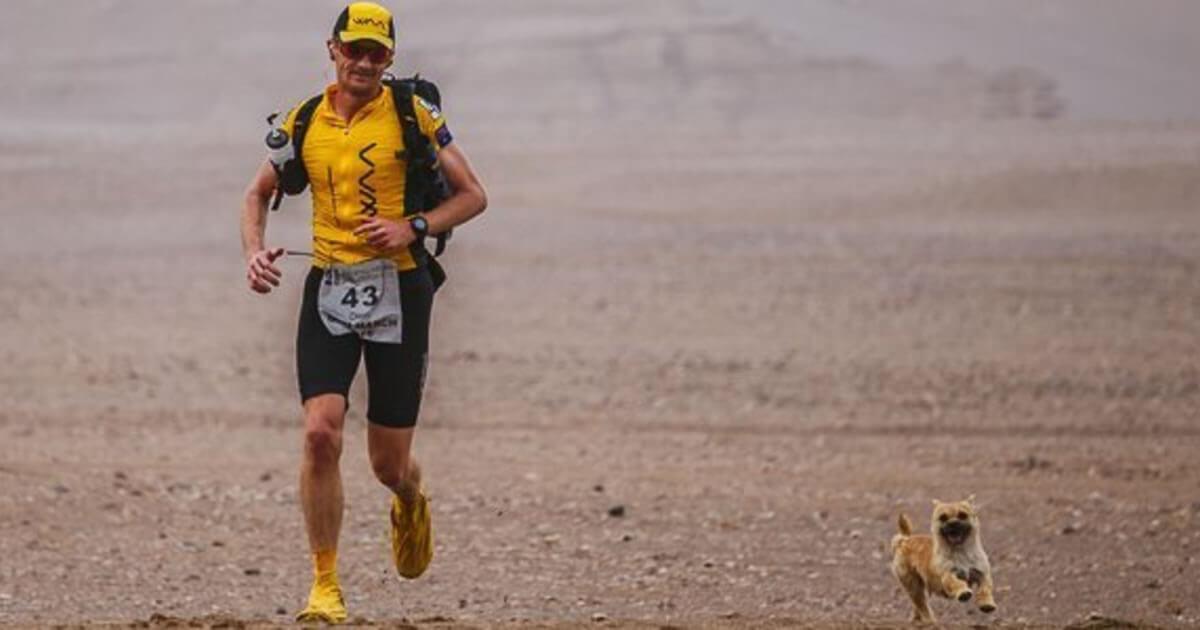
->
[246, 247, 285, 294]
[354, 217, 416, 252]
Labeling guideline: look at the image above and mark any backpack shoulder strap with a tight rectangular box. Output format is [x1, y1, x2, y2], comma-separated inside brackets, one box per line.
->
[388, 78, 423, 159]
[291, 94, 324, 164]
[273, 94, 323, 202]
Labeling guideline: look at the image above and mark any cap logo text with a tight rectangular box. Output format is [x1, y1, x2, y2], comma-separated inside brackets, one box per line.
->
[352, 17, 389, 29]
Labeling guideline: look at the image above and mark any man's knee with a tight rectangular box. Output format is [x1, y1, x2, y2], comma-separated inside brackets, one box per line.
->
[369, 453, 406, 488]
[305, 425, 342, 464]
[304, 401, 345, 466]
[370, 452, 418, 490]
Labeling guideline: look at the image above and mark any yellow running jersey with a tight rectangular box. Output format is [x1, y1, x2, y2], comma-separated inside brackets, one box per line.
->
[281, 83, 452, 270]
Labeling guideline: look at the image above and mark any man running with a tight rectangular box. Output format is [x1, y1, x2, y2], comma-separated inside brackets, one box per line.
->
[238, 2, 487, 622]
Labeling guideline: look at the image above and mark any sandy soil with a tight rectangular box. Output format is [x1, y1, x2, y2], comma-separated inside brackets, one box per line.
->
[1, 1, 1198, 628]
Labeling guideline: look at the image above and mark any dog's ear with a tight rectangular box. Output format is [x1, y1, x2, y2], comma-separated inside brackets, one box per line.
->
[931, 499, 942, 507]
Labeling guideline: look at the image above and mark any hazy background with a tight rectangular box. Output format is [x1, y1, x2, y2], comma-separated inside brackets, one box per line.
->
[1, 1, 1198, 626]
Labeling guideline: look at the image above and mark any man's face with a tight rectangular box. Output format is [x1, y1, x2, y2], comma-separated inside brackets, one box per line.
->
[329, 39, 393, 97]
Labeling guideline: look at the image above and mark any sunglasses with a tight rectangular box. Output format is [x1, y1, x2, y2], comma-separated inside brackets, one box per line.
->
[338, 41, 390, 64]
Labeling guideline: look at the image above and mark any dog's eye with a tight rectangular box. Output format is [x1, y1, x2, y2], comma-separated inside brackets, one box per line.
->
[938, 514, 949, 522]
[957, 511, 968, 520]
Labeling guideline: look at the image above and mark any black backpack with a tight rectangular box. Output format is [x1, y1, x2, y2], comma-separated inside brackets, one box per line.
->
[274, 74, 453, 283]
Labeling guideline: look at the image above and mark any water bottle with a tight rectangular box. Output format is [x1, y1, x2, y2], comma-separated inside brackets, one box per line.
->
[265, 113, 293, 172]
[265, 113, 293, 210]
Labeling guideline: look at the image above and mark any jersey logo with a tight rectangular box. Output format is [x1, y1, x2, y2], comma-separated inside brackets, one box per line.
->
[358, 143, 378, 216]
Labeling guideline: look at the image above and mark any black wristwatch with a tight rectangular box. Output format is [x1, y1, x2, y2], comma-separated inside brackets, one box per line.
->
[408, 215, 430, 238]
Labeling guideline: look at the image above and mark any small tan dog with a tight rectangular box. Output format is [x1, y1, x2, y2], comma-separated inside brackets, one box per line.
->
[891, 497, 997, 622]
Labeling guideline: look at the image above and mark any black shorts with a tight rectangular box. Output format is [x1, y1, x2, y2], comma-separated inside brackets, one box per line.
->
[297, 265, 434, 428]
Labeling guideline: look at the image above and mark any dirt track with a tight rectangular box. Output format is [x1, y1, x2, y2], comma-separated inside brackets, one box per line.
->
[1, 1, 1199, 628]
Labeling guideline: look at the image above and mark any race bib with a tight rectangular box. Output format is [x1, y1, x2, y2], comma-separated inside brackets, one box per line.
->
[318, 259, 403, 344]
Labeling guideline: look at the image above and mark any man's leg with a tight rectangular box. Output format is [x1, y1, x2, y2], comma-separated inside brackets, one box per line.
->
[367, 423, 420, 506]
[294, 266, 362, 622]
[295, 393, 349, 623]
[362, 265, 435, 579]
[368, 423, 433, 579]
[302, 393, 348, 557]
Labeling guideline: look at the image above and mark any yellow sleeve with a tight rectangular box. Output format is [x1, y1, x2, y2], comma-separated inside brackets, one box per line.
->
[412, 94, 454, 149]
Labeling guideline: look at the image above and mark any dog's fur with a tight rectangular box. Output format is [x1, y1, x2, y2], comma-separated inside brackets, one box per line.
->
[890, 497, 997, 622]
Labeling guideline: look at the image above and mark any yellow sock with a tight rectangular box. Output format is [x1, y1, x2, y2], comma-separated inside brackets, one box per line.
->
[313, 549, 338, 579]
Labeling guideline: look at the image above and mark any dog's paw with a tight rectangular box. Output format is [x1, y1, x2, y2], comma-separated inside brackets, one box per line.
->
[957, 589, 973, 603]
[980, 603, 997, 614]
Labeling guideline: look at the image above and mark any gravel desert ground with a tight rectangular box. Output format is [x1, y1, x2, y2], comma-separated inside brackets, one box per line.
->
[1, 1, 1198, 627]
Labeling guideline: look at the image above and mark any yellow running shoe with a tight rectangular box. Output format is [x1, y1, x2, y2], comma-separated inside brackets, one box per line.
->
[295, 573, 347, 624]
[390, 491, 433, 579]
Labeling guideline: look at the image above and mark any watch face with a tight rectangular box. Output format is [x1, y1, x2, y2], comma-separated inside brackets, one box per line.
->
[412, 217, 428, 234]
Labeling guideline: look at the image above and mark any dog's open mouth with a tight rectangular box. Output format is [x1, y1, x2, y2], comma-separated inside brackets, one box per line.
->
[940, 522, 972, 546]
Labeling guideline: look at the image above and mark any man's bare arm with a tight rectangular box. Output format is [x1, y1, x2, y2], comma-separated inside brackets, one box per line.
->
[424, 143, 488, 234]
[241, 159, 277, 257]
[241, 160, 286, 294]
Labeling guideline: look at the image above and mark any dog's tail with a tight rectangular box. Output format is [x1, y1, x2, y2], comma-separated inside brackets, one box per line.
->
[891, 513, 914, 552]
[891, 513, 914, 553]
